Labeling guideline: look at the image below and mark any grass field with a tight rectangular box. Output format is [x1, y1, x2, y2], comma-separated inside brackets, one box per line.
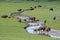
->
[0, 2, 60, 40]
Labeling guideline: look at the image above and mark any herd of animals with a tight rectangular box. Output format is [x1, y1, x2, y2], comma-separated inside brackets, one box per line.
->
[0, 5, 57, 36]
[1, 5, 56, 20]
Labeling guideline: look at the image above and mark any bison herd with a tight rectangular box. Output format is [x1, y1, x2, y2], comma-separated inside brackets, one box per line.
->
[0, 5, 56, 34]
[0, 5, 56, 23]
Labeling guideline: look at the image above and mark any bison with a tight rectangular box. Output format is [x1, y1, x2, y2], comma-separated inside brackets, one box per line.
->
[44, 20, 46, 25]
[50, 8, 53, 11]
[1, 15, 8, 18]
[34, 6, 37, 8]
[38, 5, 42, 7]
[29, 7, 34, 10]
[19, 19, 22, 22]
[18, 9, 22, 11]
[53, 16, 56, 20]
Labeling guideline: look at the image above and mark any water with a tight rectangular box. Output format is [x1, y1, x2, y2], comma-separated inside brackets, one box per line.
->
[26, 21, 60, 39]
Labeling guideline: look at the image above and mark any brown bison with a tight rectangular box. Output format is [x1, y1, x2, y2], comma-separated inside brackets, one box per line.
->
[38, 5, 42, 7]
[29, 7, 34, 10]
[50, 8, 53, 11]
[34, 6, 37, 8]
[53, 16, 56, 20]
[18, 9, 22, 11]
[1, 15, 8, 18]
[44, 20, 46, 25]
[19, 19, 22, 22]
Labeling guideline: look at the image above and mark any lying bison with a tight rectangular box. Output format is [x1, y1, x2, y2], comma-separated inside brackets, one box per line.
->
[1, 15, 8, 18]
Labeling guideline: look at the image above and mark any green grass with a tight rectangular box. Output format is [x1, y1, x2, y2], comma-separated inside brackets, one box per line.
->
[0, 2, 60, 40]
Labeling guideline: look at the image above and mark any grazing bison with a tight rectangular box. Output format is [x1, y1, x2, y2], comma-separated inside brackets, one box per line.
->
[24, 26, 27, 29]
[24, 25, 29, 29]
[30, 7, 34, 10]
[18, 9, 22, 11]
[34, 6, 37, 8]
[38, 5, 42, 7]
[44, 20, 46, 24]
[19, 19, 22, 22]
[53, 16, 56, 20]
[1, 15, 8, 18]
[50, 8, 53, 11]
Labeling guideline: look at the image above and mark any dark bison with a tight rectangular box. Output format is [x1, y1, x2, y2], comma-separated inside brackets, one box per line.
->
[34, 6, 37, 8]
[44, 20, 46, 24]
[19, 19, 22, 22]
[50, 8, 53, 11]
[38, 5, 42, 7]
[29, 7, 34, 10]
[1, 15, 8, 18]
[24, 25, 29, 29]
[53, 16, 56, 20]
[18, 9, 22, 11]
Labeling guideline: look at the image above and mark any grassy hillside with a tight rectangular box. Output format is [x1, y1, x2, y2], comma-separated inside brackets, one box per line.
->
[0, 2, 60, 40]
